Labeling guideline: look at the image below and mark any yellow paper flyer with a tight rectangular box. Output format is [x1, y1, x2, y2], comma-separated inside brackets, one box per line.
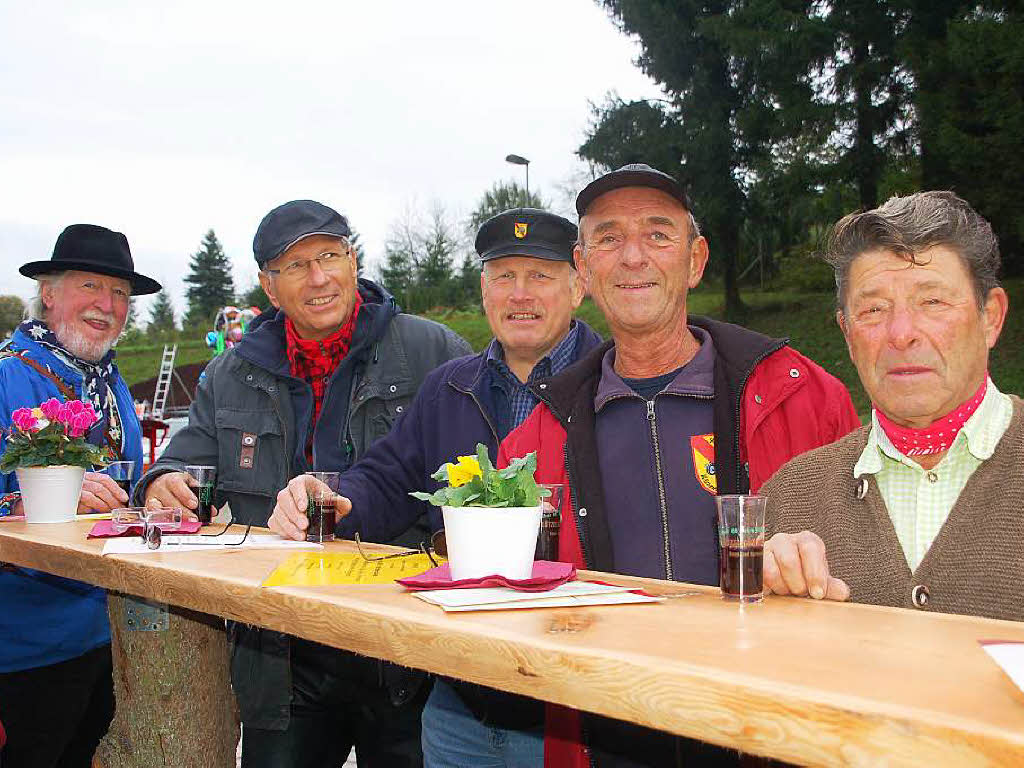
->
[262, 553, 439, 587]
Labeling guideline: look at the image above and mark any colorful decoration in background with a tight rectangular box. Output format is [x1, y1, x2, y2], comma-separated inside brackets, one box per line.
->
[205, 306, 260, 356]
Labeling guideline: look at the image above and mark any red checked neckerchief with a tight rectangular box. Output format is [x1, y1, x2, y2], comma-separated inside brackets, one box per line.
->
[874, 376, 987, 457]
[285, 294, 362, 462]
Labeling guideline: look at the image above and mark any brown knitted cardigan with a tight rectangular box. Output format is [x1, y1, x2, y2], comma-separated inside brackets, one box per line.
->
[761, 396, 1024, 621]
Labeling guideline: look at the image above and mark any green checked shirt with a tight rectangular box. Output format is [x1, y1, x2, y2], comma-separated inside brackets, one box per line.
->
[853, 378, 1013, 572]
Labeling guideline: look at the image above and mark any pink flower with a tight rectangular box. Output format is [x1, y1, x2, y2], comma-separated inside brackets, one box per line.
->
[11, 408, 38, 431]
[68, 412, 93, 438]
[55, 403, 73, 424]
[39, 398, 62, 420]
[66, 400, 87, 415]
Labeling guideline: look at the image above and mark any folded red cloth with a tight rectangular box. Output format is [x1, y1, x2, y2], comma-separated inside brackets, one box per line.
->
[87, 520, 202, 538]
[396, 560, 576, 592]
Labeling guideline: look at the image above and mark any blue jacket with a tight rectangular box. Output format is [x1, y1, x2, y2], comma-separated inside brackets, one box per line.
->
[337, 321, 603, 544]
[0, 327, 143, 673]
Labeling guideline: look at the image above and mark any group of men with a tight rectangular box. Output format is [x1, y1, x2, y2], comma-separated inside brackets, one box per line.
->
[0, 161, 1016, 768]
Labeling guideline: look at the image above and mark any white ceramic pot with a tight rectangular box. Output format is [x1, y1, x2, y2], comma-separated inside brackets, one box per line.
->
[441, 504, 543, 581]
[15, 465, 86, 523]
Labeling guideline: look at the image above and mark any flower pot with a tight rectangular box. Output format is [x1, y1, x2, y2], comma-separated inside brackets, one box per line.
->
[15, 465, 86, 523]
[441, 504, 543, 581]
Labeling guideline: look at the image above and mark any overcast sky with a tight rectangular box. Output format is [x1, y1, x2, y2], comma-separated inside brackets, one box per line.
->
[0, 1, 664, 322]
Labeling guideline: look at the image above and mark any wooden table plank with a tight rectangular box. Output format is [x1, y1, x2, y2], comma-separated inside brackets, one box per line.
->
[3, 519, 1024, 766]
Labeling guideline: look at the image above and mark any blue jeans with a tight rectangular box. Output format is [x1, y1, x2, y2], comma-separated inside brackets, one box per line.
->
[422, 679, 543, 768]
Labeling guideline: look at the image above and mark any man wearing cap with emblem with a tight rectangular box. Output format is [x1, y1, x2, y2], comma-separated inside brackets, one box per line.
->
[498, 166, 859, 766]
[268, 207, 603, 767]
[761, 192, 1022, 622]
[136, 200, 470, 768]
[0, 224, 159, 768]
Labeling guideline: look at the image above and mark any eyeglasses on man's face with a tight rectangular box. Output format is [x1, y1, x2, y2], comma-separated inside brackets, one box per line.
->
[263, 246, 351, 281]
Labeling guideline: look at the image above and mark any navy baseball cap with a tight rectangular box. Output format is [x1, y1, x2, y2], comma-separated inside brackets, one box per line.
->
[253, 200, 351, 268]
[575, 163, 694, 216]
[475, 208, 578, 267]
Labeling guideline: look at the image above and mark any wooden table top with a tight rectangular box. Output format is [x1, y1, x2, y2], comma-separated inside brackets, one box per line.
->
[3, 519, 1024, 767]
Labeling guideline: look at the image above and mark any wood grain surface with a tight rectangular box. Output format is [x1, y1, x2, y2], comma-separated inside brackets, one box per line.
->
[3, 520, 1024, 767]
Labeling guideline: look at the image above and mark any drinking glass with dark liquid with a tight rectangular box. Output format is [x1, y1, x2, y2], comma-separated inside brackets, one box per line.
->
[535, 484, 565, 561]
[304, 471, 339, 543]
[184, 465, 216, 524]
[104, 460, 135, 500]
[715, 494, 767, 603]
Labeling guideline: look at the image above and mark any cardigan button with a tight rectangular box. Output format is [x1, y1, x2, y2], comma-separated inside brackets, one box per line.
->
[578, 507, 587, 518]
[754, 394, 762, 404]
[789, 368, 800, 378]
[389, 384, 398, 393]
[912, 584, 930, 608]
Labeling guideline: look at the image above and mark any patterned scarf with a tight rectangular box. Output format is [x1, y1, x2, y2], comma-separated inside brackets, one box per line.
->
[17, 319, 124, 455]
[284, 295, 362, 462]
[874, 376, 988, 457]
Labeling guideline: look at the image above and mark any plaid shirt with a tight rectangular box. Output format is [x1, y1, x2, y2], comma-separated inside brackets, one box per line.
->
[486, 321, 580, 437]
[285, 294, 362, 460]
[853, 378, 1013, 571]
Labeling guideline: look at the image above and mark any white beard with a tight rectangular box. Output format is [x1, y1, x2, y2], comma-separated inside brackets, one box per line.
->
[52, 320, 119, 362]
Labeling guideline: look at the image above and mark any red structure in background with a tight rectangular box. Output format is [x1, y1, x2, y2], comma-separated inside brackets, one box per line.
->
[140, 418, 169, 470]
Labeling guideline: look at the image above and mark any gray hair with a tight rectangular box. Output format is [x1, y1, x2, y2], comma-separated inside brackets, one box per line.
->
[825, 191, 1001, 312]
[25, 272, 68, 321]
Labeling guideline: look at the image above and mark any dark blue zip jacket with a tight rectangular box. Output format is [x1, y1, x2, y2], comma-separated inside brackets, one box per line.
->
[336, 320, 603, 545]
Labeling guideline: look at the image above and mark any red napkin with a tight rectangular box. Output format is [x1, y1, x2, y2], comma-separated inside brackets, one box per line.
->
[396, 560, 576, 592]
[87, 520, 202, 538]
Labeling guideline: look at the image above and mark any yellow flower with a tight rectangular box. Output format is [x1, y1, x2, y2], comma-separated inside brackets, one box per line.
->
[446, 455, 482, 487]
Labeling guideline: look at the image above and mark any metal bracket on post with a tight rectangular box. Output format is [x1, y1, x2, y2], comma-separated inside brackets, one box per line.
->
[123, 596, 169, 631]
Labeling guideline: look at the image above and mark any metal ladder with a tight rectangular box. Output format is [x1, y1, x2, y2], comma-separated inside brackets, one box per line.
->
[151, 344, 177, 420]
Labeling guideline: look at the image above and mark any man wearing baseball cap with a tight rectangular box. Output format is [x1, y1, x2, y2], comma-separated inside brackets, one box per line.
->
[268, 208, 603, 767]
[498, 166, 860, 766]
[0, 224, 159, 767]
[137, 199, 470, 767]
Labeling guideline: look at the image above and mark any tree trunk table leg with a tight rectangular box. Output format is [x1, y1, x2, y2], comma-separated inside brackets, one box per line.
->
[94, 593, 239, 768]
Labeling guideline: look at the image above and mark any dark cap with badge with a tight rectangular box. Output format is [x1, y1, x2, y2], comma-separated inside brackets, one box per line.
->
[575, 163, 694, 217]
[19, 224, 162, 295]
[475, 208, 578, 267]
[253, 200, 352, 268]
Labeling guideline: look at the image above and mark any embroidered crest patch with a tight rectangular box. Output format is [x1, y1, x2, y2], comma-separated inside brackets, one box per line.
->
[690, 433, 716, 494]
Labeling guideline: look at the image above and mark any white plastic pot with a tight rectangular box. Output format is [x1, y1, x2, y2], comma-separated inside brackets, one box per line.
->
[15, 465, 86, 523]
[441, 504, 542, 581]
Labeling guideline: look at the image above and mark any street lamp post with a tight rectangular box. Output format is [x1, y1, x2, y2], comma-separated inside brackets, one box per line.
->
[505, 154, 530, 200]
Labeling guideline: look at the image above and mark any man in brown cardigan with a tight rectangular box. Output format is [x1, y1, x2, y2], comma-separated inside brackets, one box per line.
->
[761, 191, 1023, 621]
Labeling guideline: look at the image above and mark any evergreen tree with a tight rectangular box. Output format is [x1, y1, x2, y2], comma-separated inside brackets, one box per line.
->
[125, 298, 138, 330]
[468, 181, 546, 232]
[147, 289, 177, 333]
[349, 229, 367, 277]
[184, 229, 235, 328]
[380, 221, 417, 309]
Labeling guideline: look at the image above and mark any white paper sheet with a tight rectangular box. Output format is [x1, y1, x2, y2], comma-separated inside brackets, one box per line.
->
[412, 580, 663, 612]
[102, 534, 323, 555]
[981, 641, 1024, 695]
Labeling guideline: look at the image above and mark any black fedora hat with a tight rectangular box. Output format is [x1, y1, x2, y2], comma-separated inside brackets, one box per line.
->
[20, 224, 162, 296]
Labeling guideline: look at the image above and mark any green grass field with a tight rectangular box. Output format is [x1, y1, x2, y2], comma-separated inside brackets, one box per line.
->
[120, 278, 1024, 421]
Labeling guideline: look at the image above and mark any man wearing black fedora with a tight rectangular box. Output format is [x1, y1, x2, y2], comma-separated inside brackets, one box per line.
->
[136, 199, 471, 768]
[0, 223, 160, 768]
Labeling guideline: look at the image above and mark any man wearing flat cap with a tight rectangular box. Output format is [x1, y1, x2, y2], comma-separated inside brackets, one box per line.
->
[498, 166, 860, 767]
[269, 207, 603, 766]
[136, 199, 470, 768]
[0, 224, 159, 768]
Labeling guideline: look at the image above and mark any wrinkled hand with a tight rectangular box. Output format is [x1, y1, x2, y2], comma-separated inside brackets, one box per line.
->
[143, 471, 202, 521]
[269, 476, 351, 541]
[764, 531, 850, 601]
[78, 471, 129, 514]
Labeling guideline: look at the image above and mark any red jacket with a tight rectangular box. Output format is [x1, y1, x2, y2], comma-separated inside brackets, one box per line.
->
[498, 316, 859, 768]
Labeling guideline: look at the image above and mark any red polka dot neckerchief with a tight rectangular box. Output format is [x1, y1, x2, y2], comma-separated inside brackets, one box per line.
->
[874, 377, 988, 458]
